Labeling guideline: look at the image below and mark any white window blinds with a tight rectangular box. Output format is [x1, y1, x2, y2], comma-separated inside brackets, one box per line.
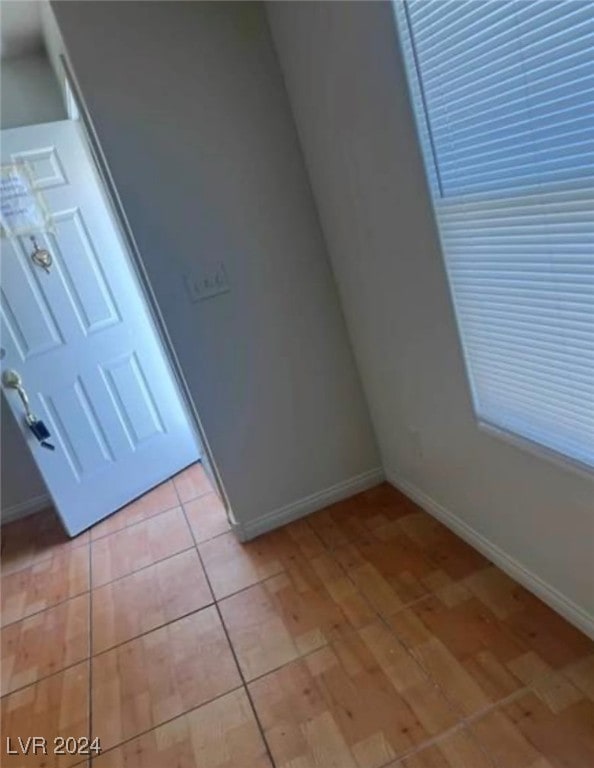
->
[395, 0, 594, 471]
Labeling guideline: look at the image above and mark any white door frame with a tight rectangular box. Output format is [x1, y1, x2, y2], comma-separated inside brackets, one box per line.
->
[59, 56, 232, 521]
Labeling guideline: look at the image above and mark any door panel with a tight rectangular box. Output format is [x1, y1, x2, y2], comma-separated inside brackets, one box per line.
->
[1, 238, 65, 357]
[15, 145, 68, 189]
[50, 209, 121, 335]
[101, 352, 165, 447]
[41, 376, 115, 477]
[1, 120, 200, 535]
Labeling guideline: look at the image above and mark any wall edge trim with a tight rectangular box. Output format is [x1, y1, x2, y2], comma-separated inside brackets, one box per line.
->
[386, 469, 594, 640]
[1, 494, 52, 525]
[233, 466, 385, 541]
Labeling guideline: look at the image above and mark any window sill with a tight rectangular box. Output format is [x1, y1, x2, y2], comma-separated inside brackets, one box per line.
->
[477, 420, 594, 484]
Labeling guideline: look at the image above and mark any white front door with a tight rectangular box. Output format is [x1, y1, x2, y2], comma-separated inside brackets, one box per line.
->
[1, 120, 200, 536]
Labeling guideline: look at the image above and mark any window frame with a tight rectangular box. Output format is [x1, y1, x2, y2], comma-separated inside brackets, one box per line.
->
[393, 0, 594, 479]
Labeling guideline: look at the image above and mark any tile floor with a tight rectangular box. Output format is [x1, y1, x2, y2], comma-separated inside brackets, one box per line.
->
[1, 467, 593, 767]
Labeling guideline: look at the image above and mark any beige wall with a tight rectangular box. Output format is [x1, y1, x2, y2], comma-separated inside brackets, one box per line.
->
[50, 0, 380, 532]
[268, 1, 594, 632]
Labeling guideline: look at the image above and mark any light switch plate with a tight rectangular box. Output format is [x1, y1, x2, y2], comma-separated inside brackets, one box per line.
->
[185, 264, 230, 302]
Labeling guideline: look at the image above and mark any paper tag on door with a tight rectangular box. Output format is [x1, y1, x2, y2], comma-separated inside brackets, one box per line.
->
[0, 162, 53, 237]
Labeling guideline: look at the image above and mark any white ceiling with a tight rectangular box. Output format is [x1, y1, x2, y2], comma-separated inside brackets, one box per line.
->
[0, 1, 44, 60]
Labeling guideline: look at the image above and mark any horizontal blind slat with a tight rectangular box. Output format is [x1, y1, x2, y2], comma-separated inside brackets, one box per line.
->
[478, 412, 594, 466]
[459, 333, 594, 372]
[456, 305, 594, 339]
[420, 22, 594, 96]
[471, 378, 594, 431]
[466, 350, 594, 395]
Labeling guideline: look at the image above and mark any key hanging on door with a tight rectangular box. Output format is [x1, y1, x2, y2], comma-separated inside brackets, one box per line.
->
[2, 370, 56, 450]
[27, 414, 56, 450]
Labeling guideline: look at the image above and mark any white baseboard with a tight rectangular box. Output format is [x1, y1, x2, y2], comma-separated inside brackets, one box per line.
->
[233, 467, 385, 542]
[1, 494, 52, 525]
[386, 470, 594, 640]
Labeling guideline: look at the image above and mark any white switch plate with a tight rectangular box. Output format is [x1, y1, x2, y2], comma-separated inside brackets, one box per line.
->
[185, 264, 230, 302]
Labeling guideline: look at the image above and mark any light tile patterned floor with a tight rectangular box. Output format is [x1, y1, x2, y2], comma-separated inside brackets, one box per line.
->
[1, 466, 593, 767]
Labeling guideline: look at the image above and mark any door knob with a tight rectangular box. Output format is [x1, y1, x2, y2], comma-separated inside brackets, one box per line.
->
[2, 369, 22, 388]
[2, 369, 56, 449]
[2, 369, 35, 422]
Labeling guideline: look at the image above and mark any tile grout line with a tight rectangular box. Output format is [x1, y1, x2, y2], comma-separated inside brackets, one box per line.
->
[1, 522, 228, 696]
[4, 598, 472, 705]
[299, 516, 526, 766]
[0, 535, 90, 579]
[301, 516, 488, 730]
[376, 594, 549, 730]
[1, 538, 203, 633]
[285, 519, 471, 733]
[0, 589, 90, 634]
[0, 492, 435, 631]
[90, 467, 221, 765]
[4, 559, 263, 697]
[0, 544, 91, 627]
[1, 471, 214, 582]
[90, 503, 181, 542]
[77, 512, 540, 700]
[89, 461, 214, 544]
[89, 511, 236, 592]
[122, 490, 568, 766]
[90, 543, 196, 591]
[389, 719, 497, 768]
[388, 685, 531, 767]
[0, 512, 234, 632]
[88, 601, 214, 659]
[461, 685, 532, 728]
[0, 569, 528, 766]
[392, 719, 470, 767]
[0, 472, 221, 683]
[87, 500, 232, 588]
[243, 520, 473, 764]
[3, 480, 581, 766]
[90, 501, 187, 544]
[372, 597, 473, 725]
[2, 540, 95, 762]
[0, 598, 466, 717]
[179, 496, 278, 768]
[301, 511, 552, 764]
[80, 682, 247, 762]
[89, 489, 211, 543]
[75, 593, 524, 765]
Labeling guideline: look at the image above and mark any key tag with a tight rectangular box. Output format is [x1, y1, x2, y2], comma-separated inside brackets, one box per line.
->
[27, 414, 56, 450]
[30, 236, 53, 274]
[2, 369, 56, 450]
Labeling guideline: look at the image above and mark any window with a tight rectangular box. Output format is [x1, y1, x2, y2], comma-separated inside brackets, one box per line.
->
[394, 0, 594, 471]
